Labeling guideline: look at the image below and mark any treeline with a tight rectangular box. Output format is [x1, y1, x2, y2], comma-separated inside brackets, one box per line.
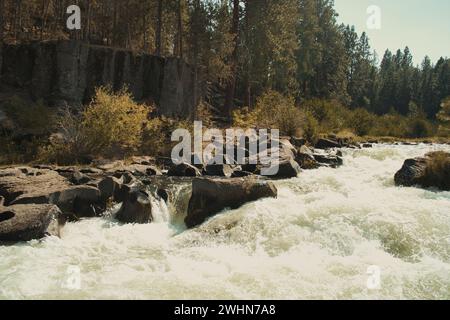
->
[0, 0, 449, 120]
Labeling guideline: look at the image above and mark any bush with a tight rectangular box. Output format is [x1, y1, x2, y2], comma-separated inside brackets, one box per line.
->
[141, 116, 192, 157]
[82, 87, 150, 156]
[301, 112, 320, 144]
[232, 90, 304, 136]
[41, 87, 152, 164]
[407, 117, 434, 138]
[347, 108, 376, 136]
[302, 98, 354, 133]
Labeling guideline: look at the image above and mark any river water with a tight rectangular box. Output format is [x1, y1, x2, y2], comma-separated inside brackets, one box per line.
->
[1, 144, 449, 299]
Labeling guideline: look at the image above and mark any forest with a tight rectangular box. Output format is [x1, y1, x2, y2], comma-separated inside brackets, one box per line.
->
[0, 0, 450, 165]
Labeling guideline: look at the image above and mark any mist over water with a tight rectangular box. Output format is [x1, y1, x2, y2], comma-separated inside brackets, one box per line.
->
[1, 144, 449, 300]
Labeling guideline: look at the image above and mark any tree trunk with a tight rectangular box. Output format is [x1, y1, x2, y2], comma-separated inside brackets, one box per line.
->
[155, 0, 162, 56]
[85, 0, 91, 42]
[223, 0, 240, 116]
[177, 0, 183, 58]
[0, 0, 4, 42]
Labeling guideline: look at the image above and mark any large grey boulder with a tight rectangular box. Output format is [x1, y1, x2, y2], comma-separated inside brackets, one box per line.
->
[0, 203, 61, 242]
[186, 178, 277, 228]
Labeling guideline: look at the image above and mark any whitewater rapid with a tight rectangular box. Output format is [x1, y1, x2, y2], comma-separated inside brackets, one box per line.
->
[1, 144, 449, 299]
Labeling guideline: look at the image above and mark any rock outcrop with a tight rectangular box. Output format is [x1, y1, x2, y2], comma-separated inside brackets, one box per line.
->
[0, 203, 61, 242]
[395, 151, 450, 191]
[186, 178, 277, 228]
[0, 40, 198, 117]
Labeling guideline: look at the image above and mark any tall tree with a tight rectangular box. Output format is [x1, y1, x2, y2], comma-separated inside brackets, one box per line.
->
[223, 0, 240, 115]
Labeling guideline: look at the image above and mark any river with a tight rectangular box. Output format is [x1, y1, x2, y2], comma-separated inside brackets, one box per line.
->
[1, 144, 449, 299]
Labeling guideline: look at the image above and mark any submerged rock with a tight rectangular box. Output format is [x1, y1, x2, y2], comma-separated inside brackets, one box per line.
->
[0, 203, 61, 242]
[186, 178, 277, 228]
[395, 151, 450, 191]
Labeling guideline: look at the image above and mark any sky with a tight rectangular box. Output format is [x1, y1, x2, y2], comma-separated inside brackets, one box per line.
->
[334, 0, 450, 66]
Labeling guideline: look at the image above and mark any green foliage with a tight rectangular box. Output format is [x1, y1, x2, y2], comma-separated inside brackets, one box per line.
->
[232, 90, 304, 136]
[348, 108, 376, 136]
[41, 87, 152, 164]
[301, 112, 320, 144]
[82, 87, 150, 155]
[2, 96, 54, 135]
[437, 97, 450, 136]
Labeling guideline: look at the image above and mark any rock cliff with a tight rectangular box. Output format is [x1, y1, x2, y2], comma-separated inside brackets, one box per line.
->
[0, 40, 197, 117]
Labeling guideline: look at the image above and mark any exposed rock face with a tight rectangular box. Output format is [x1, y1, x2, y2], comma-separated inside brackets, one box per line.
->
[186, 178, 277, 228]
[116, 186, 153, 224]
[394, 152, 450, 191]
[0, 203, 61, 242]
[0, 40, 198, 116]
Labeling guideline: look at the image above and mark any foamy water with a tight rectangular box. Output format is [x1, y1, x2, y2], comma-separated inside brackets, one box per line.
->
[1, 144, 449, 299]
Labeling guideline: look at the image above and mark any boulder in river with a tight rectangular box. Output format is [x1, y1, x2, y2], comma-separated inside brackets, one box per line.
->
[295, 146, 320, 169]
[0, 203, 61, 242]
[394, 151, 450, 191]
[186, 178, 277, 228]
[116, 186, 153, 224]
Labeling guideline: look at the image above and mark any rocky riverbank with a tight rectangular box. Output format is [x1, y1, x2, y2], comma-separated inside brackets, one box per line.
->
[1, 136, 447, 243]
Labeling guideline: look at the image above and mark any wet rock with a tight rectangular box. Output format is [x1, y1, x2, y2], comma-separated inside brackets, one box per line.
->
[362, 143, 373, 148]
[116, 186, 153, 224]
[71, 171, 91, 185]
[50, 186, 103, 218]
[315, 138, 341, 149]
[186, 178, 277, 228]
[313, 154, 344, 168]
[269, 158, 302, 179]
[0, 203, 61, 242]
[98, 176, 123, 201]
[157, 188, 169, 203]
[295, 146, 320, 170]
[395, 152, 450, 191]
[203, 164, 234, 177]
[167, 162, 202, 177]
[290, 137, 306, 148]
[231, 170, 254, 178]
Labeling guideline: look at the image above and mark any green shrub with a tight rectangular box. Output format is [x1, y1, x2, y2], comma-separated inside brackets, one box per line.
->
[407, 117, 434, 138]
[82, 87, 150, 155]
[301, 111, 320, 144]
[347, 108, 376, 136]
[232, 90, 304, 136]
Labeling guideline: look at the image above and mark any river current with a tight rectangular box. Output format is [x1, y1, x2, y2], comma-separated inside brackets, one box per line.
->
[1, 144, 449, 299]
